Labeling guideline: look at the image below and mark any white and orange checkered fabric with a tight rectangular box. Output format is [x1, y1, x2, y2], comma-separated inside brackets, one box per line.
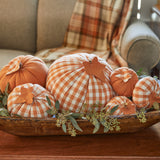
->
[106, 96, 136, 115]
[36, 0, 134, 69]
[7, 83, 55, 118]
[46, 53, 115, 113]
[133, 77, 160, 109]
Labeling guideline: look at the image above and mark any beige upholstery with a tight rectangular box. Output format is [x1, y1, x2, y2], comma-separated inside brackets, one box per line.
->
[0, 50, 32, 69]
[0, 0, 159, 74]
[121, 21, 160, 73]
[0, 0, 38, 53]
[37, 0, 76, 51]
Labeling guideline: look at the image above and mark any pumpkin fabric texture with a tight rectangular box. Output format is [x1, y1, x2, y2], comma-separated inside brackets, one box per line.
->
[7, 83, 55, 118]
[46, 53, 115, 113]
[132, 76, 160, 109]
[106, 96, 136, 115]
[0, 55, 48, 93]
[110, 67, 138, 97]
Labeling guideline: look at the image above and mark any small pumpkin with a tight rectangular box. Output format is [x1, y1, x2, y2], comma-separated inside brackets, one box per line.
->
[110, 67, 138, 97]
[0, 55, 48, 92]
[105, 96, 136, 115]
[132, 76, 160, 109]
[7, 83, 55, 118]
[46, 53, 115, 113]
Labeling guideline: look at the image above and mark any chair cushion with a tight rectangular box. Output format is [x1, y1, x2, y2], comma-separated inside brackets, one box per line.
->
[0, 49, 32, 69]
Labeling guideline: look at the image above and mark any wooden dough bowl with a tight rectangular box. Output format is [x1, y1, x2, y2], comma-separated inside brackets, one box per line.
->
[0, 110, 160, 136]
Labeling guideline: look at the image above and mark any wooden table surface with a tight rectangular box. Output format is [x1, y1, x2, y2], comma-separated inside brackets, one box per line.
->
[0, 122, 160, 160]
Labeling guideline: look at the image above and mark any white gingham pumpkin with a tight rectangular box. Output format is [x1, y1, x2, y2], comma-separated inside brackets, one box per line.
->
[7, 83, 55, 118]
[133, 76, 160, 109]
[46, 53, 115, 113]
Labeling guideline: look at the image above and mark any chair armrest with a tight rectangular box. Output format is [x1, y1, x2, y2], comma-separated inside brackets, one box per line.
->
[120, 20, 160, 74]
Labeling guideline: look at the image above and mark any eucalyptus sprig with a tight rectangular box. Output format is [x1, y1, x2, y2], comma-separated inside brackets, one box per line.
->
[136, 68, 148, 78]
[0, 83, 10, 117]
[46, 97, 122, 136]
[136, 108, 147, 123]
[83, 105, 120, 134]
[0, 83, 9, 108]
[46, 97, 83, 136]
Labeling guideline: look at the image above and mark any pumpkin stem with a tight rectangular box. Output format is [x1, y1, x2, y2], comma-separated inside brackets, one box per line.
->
[19, 62, 23, 69]
[124, 103, 128, 108]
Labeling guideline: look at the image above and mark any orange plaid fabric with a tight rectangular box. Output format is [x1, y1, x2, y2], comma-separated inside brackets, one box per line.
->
[106, 96, 136, 115]
[46, 53, 115, 113]
[7, 83, 55, 118]
[133, 77, 160, 109]
[36, 0, 134, 69]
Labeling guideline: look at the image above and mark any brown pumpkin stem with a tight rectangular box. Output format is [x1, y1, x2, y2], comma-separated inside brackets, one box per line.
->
[19, 62, 23, 69]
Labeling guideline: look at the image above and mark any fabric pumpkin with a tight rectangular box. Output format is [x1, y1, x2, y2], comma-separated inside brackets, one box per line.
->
[46, 53, 115, 113]
[133, 76, 160, 109]
[110, 67, 138, 97]
[7, 83, 55, 118]
[105, 96, 136, 115]
[0, 55, 48, 92]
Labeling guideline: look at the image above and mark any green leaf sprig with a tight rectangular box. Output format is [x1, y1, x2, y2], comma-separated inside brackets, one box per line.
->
[46, 97, 83, 136]
[136, 108, 147, 123]
[83, 104, 120, 134]
[0, 83, 10, 117]
[46, 98, 121, 136]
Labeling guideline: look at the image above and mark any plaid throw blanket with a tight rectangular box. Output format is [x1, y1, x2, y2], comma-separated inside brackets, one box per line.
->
[36, 0, 134, 69]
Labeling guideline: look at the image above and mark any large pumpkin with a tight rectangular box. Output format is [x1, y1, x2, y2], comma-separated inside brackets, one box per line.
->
[133, 76, 160, 109]
[110, 67, 138, 97]
[7, 83, 55, 118]
[105, 96, 136, 115]
[0, 55, 48, 92]
[46, 53, 115, 113]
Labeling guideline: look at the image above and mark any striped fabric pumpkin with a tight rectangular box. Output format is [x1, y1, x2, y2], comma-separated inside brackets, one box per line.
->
[7, 83, 55, 118]
[133, 76, 160, 109]
[106, 96, 136, 115]
[46, 53, 115, 113]
[110, 67, 138, 97]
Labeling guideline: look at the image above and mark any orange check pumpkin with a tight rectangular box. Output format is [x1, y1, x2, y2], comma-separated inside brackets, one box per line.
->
[105, 96, 136, 115]
[110, 67, 138, 97]
[132, 76, 160, 109]
[46, 53, 115, 113]
[0, 55, 48, 92]
[7, 83, 55, 118]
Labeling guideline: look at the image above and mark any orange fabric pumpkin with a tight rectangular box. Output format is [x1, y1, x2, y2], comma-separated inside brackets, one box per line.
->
[0, 55, 48, 92]
[46, 53, 115, 113]
[133, 76, 160, 109]
[7, 83, 55, 118]
[106, 96, 136, 115]
[110, 67, 138, 97]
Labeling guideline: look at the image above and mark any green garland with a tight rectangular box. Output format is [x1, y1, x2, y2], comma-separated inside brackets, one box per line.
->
[46, 97, 121, 136]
